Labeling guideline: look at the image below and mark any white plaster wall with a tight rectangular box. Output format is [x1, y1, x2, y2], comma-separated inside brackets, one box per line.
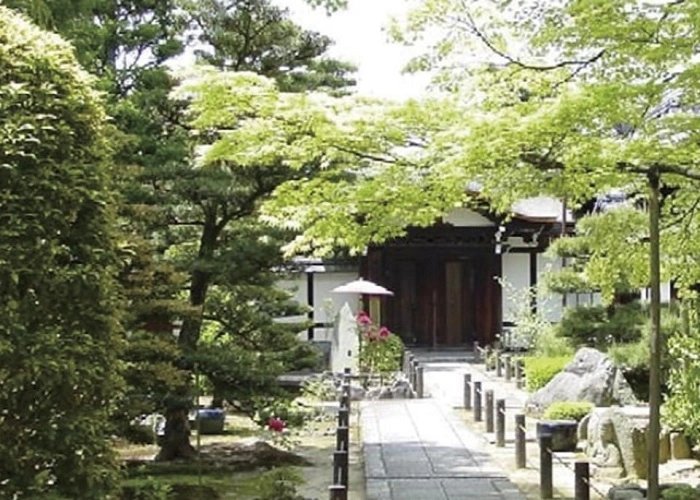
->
[501, 253, 530, 323]
[537, 253, 563, 322]
[640, 282, 672, 303]
[443, 208, 495, 227]
[277, 271, 360, 341]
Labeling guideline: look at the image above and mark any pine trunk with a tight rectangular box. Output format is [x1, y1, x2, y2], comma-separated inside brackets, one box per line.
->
[156, 407, 196, 461]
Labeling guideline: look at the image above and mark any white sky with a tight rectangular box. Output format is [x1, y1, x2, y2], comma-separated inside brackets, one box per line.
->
[170, 0, 431, 99]
[276, 0, 431, 99]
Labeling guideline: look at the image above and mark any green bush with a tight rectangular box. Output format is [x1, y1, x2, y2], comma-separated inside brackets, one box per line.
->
[254, 399, 315, 429]
[608, 339, 649, 370]
[124, 424, 157, 445]
[254, 468, 304, 500]
[664, 314, 700, 443]
[360, 332, 404, 375]
[122, 478, 172, 500]
[523, 356, 572, 392]
[661, 484, 700, 500]
[0, 7, 122, 498]
[532, 325, 574, 357]
[542, 402, 594, 422]
[557, 303, 644, 347]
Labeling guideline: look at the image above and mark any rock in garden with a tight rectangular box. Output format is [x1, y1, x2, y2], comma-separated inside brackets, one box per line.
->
[345, 383, 366, 401]
[586, 407, 651, 479]
[366, 386, 393, 400]
[670, 431, 692, 460]
[528, 348, 638, 411]
[606, 485, 646, 499]
[659, 430, 670, 464]
[201, 441, 311, 469]
[390, 378, 415, 399]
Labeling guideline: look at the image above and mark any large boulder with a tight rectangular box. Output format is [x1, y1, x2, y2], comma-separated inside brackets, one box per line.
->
[585, 407, 670, 480]
[528, 348, 637, 411]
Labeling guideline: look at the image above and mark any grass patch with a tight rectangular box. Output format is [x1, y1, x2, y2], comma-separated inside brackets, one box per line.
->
[523, 356, 572, 392]
[121, 463, 296, 500]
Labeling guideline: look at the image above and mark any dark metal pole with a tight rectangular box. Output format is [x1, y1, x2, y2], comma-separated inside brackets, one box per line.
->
[515, 414, 526, 469]
[648, 168, 662, 500]
[496, 352, 503, 377]
[504, 355, 512, 382]
[575, 461, 590, 500]
[338, 407, 349, 428]
[306, 270, 314, 341]
[336, 426, 349, 452]
[329, 485, 347, 500]
[539, 434, 553, 499]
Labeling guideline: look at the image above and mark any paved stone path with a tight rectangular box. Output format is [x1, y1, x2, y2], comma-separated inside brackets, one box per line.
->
[361, 354, 526, 500]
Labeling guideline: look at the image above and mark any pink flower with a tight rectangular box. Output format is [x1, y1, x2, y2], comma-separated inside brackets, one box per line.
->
[357, 311, 372, 326]
[378, 326, 390, 339]
[267, 417, 286, 432]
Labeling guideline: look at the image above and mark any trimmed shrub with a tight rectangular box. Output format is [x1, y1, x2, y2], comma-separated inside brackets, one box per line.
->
[660, 485, 699, 500]
[557, 303, 644, 347]
[542, 402, 594, 422]
[523, 356, 572, 392]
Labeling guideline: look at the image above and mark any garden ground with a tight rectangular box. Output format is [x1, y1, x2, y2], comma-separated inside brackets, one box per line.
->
[117, 410, 365, 499]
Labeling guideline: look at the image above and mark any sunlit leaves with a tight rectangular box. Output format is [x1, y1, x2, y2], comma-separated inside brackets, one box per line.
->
[0, 8, 121, 498]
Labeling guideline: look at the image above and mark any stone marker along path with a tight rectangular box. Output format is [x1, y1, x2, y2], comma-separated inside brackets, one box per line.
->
[362, 359, 526, 500]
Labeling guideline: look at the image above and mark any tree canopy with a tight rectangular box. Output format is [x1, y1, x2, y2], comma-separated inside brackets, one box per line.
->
[0, 7, 122, 497]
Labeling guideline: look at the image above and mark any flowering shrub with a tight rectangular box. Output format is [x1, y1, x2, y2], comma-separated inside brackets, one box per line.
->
[267, 417, 286, 432]
[356, 311, 404, 375]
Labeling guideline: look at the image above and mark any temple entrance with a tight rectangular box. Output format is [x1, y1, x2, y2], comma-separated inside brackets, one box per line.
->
[369, 247, 501, 347]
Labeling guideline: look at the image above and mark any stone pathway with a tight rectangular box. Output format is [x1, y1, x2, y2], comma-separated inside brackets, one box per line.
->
[361, 354, 526, 500]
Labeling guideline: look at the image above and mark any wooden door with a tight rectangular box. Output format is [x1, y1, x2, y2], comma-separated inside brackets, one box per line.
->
[445, 261, 463, 345]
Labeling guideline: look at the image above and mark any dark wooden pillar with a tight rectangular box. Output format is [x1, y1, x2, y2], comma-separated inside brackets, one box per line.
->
[306, 270, 314, 340]
[529, 250, 538, 314]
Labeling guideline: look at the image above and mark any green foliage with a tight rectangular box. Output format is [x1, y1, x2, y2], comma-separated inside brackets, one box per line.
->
[360, 334, 404, 375]
[0, 7, 122, 498]
[664, 306, 700, 442]
[608, 340, 649, 372]
[531, 327, 574, 358]
[254, 399, 315, 429]
[660, 485, 700, 500]
[301, 377, 338, 402]
[542, 402, 594, 422]
[545, 209, 649, 303]
[523, 357, 572, 392]
[189, 0, 356, 94]
[254, 468, 304, 500]
[124, 424, 157, 445]
[355, 314, 405, 376]
[124, 477, 172, 500]
[556, 303, 645, 348]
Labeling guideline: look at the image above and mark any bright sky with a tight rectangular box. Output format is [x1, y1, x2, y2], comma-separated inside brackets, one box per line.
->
[276, 0, 431, 100]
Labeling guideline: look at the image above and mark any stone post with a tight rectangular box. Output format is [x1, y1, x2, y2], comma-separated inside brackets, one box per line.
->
[473, 381, 482, 422]
[463, 373, 472, 410]
[496, 399, 506, 447]
[485, 390, 495, 433]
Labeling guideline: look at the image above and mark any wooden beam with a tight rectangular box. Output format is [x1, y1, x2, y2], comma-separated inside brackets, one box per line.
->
[529, 250, 538, 314]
